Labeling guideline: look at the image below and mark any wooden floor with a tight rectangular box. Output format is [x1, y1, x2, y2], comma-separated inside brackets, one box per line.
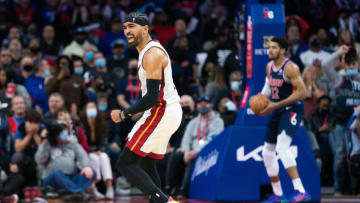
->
[44, 195, 360, 203]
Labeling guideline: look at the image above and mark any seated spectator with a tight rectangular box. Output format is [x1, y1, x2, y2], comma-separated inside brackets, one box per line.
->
[300, 34, 330, 68]
[335, 29, 360, 56]
[62, 28, 94, 58]
[46, 55, 88, 120]
[347, 107, 360, 194]
[54, 107, 89, 154]
[43, 92, 65, 120]
[8, 96, 26, 135]
[28, 38, 42, 60]
[80, 102, 114, 199]
[217, 97, 237, 127]
[0, 153, 25, 201]
[223, 40, 243, 81]
[205, 64, 228, 107]
[35, 120, 96, 194]
[94, 52, 114, 97]
[0, 68, 31, 107]
[286, 24, 307, 71]
[226, 71, 242, 111]
[14, 108, 44, 187]
[25, 59, 51, 114]
[98, 18, 127, 58]
[302, 66, 325, 119]
[19, 56, 35, 85]
[0, 105, 12, 170]
[107, 40, 127, 80]
[72, 57, 85, 78]
[40, 25, 63, 61]
[84, 70, 103, 103]
[8, 39, 23, 71]
[0, 49, 13, 70]
[83, 45, 97, 70]
[165, 96, 224, 198]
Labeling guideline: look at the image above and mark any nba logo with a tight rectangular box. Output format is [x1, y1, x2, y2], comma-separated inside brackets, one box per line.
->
[263, 8, 274, 19]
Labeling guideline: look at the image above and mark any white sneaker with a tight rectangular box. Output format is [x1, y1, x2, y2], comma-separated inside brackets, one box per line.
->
[115, 188, 131, 196]
[92, 187, 105, 200]
[105, 186, 114, 199]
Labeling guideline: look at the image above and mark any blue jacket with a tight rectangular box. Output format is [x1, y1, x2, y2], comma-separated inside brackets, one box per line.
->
[25, 75, 49, 113]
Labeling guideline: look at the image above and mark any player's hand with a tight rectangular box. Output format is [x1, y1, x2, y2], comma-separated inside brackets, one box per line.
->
[259, 102, 278, 116]
[81, 167, 94, 179]
[111, 110, 122, 123]
[338, 45, 349, 55]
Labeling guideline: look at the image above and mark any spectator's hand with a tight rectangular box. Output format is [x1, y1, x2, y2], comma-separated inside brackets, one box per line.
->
[40, 129, 47, 142]
[57, 68, 66, 80]
[111, 142, 120, 151]
[111, 110, 123, 123]
[184, 151, 191, 164]
[259, 102, 278, 116]
[35, 105, 43, 116]
[26, 122, 40, 136]
[354, 105, 360, 112]
[71, 103, 79, 120]
[339, 45, 349, 55]
[81, 167, 94, 179]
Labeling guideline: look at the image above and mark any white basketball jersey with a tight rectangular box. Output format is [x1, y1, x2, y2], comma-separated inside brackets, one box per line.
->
[138, 41, 180, 105]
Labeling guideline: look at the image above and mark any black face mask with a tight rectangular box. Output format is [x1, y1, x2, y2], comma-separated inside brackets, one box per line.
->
[318, 108, 329, 115]
[182, 106, 191, 115]
[23, 64, 33, 72]
[311, 38, 320, 48]
[198, 106, 210, 115]
[129, 67, 137, 76]
[30, 46, 40, 54]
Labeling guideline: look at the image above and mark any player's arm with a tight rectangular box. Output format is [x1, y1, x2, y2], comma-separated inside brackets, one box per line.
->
[117, 47, 166, 121]
[261, 63, 271, 97]
[260, 63, 306, 115]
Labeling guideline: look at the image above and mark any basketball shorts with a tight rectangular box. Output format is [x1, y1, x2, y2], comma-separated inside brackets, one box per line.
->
[126, 102, 182, 159]
[264, 102, 304, 144]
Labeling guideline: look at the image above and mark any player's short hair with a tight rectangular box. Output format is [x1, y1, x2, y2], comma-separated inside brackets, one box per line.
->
[344, 48, 358, 65]
[271, 36, 288, 51]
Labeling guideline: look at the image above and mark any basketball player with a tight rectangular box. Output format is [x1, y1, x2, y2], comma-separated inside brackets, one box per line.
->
[259, 36, 310, 202]
[110, 12, 182, 203]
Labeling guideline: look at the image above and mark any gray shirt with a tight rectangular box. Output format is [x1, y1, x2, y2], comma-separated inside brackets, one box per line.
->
[180, 111, 224, 152]
[35, 141, 90, 178]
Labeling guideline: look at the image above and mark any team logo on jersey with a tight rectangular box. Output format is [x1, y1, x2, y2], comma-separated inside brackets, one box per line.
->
[263, 8, 274, 19]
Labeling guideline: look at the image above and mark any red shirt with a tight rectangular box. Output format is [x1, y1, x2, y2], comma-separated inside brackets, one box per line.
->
[152, 24, 176, 47]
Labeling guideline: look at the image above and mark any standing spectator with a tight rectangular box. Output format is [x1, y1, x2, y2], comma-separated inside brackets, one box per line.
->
[8, 96, 26, 135]
[347, 107, 360, 195]
[287, 24, 309, 58]
[302, 66, 325, 119]
[286, 15, 310, 42]
[14, 108, 44, 187]
[45, 55, 88, 120]
[107, 40, 127, 80]
[165, 97, 224, 198]
[152, 11, 176, 46]
[35, 120, 96, 194]
[336, 29, 360, 55]
[321, 46, 359, 195]
[80, 102, 114, 199]
[62, 28, 94, 58]
[98, 18, 127, 58]
[25, 59, 50, 114]
[43, 92, 65, 120]
[0, 68, 31, 107]
[40, 25, 63, 61]
[300, 34, 331, 68]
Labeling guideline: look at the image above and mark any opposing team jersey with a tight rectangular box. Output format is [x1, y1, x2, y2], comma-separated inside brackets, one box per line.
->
[138, 40, 180, 106]
[267, 59, 293, 102]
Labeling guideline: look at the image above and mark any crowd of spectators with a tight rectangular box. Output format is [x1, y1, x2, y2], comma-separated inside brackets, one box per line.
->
[0, 0, 359, 201]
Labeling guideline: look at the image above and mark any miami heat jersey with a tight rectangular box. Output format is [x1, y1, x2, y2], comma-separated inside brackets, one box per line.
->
[268, 59, 293, 102]
[137, 41, 180, 106]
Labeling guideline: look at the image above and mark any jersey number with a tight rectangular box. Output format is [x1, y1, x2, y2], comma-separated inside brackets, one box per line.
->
[290, 113, 297, 126]
[271, 87, 279, 99]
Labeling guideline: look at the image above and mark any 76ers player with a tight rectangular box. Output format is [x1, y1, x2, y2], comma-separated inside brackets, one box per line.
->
[111, 12, 182, 203]
[259, 37, 310, 202]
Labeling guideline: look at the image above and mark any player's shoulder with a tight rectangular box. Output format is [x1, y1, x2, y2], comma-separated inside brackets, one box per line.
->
[284, 60, 300, 71]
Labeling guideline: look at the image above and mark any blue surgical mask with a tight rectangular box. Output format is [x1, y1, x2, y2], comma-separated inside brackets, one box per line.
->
[231, 81, 241, 91]
[225, 101, 236, 111]
[74, 67, 84, 75]
[42, 70, 51, 78]
[98, 104, 107, 112]
[58, 130, 69, 141]
[346, 69, 358, 76]
[95, 58, 106, 67]
[85, 52, 94, 61]
[86, 108, 98, 118]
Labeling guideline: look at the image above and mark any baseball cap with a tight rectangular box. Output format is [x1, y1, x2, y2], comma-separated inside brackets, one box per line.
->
[112, 39, 126, 48]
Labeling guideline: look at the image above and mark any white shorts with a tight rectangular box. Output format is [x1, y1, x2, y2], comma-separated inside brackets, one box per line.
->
[126, 102, 182, 159]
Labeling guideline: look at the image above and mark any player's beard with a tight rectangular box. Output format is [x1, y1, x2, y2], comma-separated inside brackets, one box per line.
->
[269, 51, 280, 60]
[128, 33, 141, 49]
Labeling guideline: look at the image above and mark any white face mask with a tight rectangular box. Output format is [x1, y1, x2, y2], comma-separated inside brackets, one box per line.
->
[231, 81, 241, 91]
[225, 101, 236, 111]
[86, 108, 98, 118]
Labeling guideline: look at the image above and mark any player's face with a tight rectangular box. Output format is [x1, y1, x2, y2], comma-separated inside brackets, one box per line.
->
[268, 42, 282, 60]
[123, 22, 145, 49]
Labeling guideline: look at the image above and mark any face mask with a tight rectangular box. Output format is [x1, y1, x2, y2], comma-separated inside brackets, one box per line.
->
[182, 106, 191, 115]
[130, 68, 137, 76]
[23, 64, 33, 72]
[85, 52, 94, 61]
[198, 106, 210, 115]
[95, 58, 106, 67]
[58, 130, 69, 141]
[74, 67, 84, 75]
[86, 108, 98, 118]
[42, 70, 51, 78]
[318, 108, 329, 115]
[231, 81, 241, 91]
[98, 104, 107, 112]
[346, 69, 358, 76]
[310, 38, 320, 48]
[225, 101, 236, 112]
